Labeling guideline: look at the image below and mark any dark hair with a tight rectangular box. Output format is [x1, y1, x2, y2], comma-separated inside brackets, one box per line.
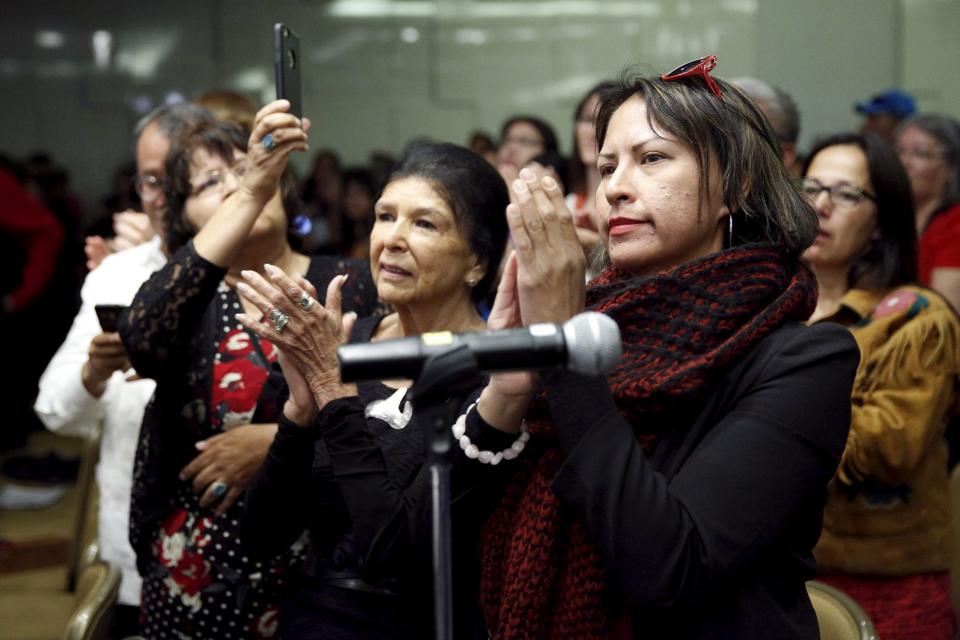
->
[897, 113, 960, 208]
[162, 120, 249, 253]
[469, 131, 496, 154]
[803, 133, 917, 289]
[595, 70, 818, 255]
[567, 81, 619, 197]
[311, 148, 342, 175]
[500, 116, 559, 156]
[337, 167, 376, 250]
[386, 142, 509, 302]
[343, 167, 376, 195]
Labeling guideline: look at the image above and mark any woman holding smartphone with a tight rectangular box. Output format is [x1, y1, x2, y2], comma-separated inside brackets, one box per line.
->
[119, 100, 381, 639]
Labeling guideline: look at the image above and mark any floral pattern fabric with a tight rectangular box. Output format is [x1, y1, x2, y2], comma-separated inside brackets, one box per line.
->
[139, 285, 303, 640]
[121, 243, 384, 639]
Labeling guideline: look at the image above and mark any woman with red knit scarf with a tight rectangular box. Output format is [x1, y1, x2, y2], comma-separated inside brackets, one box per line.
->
[471, 57, 861, 639]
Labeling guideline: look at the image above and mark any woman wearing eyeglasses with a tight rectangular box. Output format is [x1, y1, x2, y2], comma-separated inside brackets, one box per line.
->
[476, 57, 859, 639]
[118, 101, 382, 639]
[894, 114, 960, 311]
[801, 133, 960, 640]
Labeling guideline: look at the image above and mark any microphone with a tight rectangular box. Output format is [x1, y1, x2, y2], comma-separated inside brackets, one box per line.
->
[337, 311, 622, 383]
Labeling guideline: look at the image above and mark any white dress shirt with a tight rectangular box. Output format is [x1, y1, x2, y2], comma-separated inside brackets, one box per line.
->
[35, 236, 165, 605]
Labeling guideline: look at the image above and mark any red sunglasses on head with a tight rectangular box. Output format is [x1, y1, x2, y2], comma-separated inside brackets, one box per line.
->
[661, 55, 723, 99]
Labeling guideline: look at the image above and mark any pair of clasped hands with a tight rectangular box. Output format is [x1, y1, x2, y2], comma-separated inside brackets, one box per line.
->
[233, 165, 588, 438]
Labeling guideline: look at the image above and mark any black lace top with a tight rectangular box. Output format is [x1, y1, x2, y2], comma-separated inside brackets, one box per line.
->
[119, 241, 383, 577]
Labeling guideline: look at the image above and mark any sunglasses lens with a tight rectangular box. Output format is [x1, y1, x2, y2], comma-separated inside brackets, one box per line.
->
[667, 58, 704, 77]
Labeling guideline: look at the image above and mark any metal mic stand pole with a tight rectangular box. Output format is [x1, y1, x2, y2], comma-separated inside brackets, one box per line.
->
[408, 346, 481, 640]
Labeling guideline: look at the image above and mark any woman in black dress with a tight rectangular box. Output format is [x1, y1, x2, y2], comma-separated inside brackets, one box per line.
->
[119, 101, 381, 639]
[237, 142, 517, 639]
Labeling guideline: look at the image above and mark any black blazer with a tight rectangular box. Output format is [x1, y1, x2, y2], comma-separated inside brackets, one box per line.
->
[543, 321, 859, 639]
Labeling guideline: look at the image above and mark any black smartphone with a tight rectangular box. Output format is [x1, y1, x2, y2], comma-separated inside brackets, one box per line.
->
[94, 304, 128, 333]
[274, 23, 302, 119]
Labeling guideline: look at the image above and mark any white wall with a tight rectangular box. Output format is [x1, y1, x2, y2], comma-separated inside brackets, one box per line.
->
[1, 0, 958, 213]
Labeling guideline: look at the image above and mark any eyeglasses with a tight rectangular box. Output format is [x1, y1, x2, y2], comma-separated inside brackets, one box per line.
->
[895, 145, 945, 163]
[661, 55, 723, 99]
[189, 160, 247, 198]
[133, 174, 164, 202]
[801, 178, 876, 209]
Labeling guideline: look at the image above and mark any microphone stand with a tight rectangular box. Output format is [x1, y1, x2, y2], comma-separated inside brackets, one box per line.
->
[408, 345, 482, 640]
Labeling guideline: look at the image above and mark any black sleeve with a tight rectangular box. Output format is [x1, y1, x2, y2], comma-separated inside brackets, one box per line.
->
[241, 414, 326, 559]
[319, 390, 519, 580]
[545, 324, 859, 610]
[305, 255, 387, 319]
[118, 241, 226, 380]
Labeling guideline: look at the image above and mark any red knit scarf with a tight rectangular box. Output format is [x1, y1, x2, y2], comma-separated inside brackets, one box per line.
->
[478, 244, 818, 640]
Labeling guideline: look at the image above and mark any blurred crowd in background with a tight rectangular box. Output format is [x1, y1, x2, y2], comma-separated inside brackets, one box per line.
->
[0, 78, 954, 460]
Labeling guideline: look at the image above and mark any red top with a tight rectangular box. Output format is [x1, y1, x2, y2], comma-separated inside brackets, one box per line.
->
[0, 169, 63, 311]
[919, 203, 960, 286]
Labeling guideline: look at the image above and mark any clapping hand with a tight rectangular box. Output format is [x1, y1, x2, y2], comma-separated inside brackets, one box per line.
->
[508, 168, 586, 325]
[236, 268, 357, 411]
[110, 210, 155, 251]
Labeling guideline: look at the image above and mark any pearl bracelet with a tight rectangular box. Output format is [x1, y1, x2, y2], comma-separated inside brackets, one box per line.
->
[452, 402, 529, 465]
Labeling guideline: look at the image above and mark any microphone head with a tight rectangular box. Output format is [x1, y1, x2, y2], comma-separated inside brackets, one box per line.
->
[562, 312, 622, 376]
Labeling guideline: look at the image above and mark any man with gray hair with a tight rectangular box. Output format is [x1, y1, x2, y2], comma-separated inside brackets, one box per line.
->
[35, 102, 214, 637]
[84, 103, 212, 268]
[731, 77, 801, 173]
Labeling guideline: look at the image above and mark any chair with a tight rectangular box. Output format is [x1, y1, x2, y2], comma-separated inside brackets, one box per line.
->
[806, 579, 878, 640]
[62, 558, 120, 640]
[0, 542, 117, 639]
[67, 422, 102, 591]
[79, 541, 100, 574]
[949, 463, 960, 617]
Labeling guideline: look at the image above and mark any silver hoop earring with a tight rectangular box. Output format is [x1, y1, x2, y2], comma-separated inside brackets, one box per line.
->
[728, 214, 734, 246]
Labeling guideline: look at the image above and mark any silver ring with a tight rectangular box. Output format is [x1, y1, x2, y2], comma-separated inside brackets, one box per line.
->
[211, 481, 228, 498]
[269, 307, 290, 333]
[261, 133, 277, 151]
[296, 292, 315, 311]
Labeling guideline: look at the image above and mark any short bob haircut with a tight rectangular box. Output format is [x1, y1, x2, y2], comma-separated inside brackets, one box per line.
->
[595, 69, 818, 256]
[162, 121, 302, 255]
[162, 120, 249, 253]
[803, 132, 917, 290]
[385, 142, 509, 303]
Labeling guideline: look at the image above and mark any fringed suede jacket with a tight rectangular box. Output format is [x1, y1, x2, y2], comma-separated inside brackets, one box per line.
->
[815, 285, 960, 575]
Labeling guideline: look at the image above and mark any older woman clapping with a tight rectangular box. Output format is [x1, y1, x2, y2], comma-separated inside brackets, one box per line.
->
[236, 142, 515, 639]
